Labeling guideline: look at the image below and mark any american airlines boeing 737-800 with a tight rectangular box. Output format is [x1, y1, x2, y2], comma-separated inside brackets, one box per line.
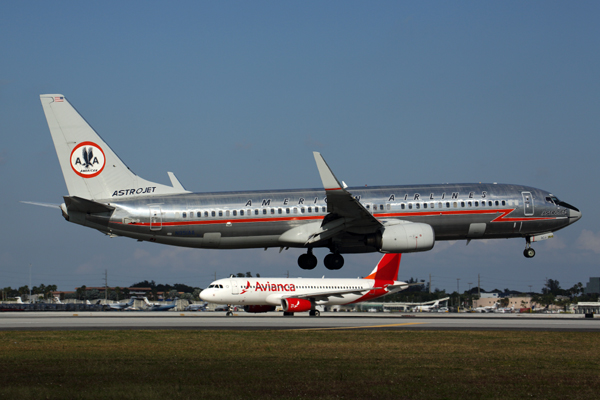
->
[200, 253, 409, 316]
[36, 94, 581, 270]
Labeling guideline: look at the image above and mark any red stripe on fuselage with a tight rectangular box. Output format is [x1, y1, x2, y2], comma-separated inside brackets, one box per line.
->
[113, 208, 556, 228]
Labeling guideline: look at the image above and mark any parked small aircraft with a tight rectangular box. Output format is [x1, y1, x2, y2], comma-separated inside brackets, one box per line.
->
[142, 297, 178, 311]
[184, 302, 208, 311]
[412, 300, 441, 312]
[105, 298, 136, 311]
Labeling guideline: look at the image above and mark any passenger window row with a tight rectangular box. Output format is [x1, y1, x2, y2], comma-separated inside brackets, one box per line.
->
[365, 204, 391, 212]
[181, 206, 328, 219]
[180, 199, 513, 218]
[400, 200, 508, 210]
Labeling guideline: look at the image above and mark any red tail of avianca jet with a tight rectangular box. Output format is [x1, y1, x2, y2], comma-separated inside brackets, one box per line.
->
[199, 253, 409, 316]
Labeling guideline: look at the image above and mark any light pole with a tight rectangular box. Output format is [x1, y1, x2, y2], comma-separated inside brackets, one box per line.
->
[29, 263, 32, 304]
[457, 278, 461, 312]
[468, 282, 473, 310]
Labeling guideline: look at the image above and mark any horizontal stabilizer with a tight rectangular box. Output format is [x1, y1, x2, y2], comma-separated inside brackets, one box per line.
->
[63, 196, 115, 214]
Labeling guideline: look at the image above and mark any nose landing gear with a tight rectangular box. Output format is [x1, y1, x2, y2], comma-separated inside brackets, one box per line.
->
[524, 238, 536, 258]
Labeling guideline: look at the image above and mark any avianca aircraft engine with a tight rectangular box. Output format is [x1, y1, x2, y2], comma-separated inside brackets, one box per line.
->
[200, 253, 411, 316]
[281, 298, 312, 313]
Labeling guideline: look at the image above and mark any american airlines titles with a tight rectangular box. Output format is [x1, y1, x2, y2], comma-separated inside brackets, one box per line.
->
[242, 192, 488, 207]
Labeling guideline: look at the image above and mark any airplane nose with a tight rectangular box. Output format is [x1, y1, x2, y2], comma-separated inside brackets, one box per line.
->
[199, 291, 209, 301]
[569, 209, 582, 224]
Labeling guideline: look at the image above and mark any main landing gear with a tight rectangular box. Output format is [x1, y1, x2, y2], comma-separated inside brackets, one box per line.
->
[297, 249, 345, 270]
[298, 249, 318, 270]
[282, 310, 321, 317]
[524, 238, 536, 258]
[324, 253, 344, 270]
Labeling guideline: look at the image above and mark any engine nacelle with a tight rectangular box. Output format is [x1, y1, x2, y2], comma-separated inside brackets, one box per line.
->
[244, 305, 276, 313]
[367, 223, 435, 253]
[281, 298, 312, 313]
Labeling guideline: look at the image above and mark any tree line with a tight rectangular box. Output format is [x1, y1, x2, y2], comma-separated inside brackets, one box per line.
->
[382, 277, 597, 310]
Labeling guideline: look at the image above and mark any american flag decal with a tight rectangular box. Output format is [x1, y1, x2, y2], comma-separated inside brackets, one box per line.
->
[54, 96, 64, 102]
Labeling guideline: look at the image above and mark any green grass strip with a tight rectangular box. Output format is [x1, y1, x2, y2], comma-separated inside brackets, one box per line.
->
[0, 330, 598, 399]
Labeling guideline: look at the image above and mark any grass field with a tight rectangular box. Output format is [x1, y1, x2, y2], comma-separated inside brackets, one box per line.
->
[0, 330, 598, 399]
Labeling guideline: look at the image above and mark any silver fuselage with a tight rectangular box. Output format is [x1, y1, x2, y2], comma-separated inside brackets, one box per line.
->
[63, 183, 580, 253]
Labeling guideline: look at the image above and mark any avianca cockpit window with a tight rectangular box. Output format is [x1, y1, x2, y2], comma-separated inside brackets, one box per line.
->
[208, 284, 224, 289]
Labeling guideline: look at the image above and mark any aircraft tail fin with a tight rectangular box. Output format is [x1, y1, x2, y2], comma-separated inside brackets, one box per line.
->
[39, 94, 189, 201]
[364, 253, 402, 281]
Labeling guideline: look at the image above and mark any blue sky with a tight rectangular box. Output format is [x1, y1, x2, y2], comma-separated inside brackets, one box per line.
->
[1, 2, 599, 293]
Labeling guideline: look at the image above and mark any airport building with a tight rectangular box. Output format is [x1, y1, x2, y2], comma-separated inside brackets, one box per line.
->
[584, 278, 600, 295]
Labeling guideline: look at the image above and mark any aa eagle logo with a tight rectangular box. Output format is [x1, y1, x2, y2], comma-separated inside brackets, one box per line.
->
[70, 141, 106, 178]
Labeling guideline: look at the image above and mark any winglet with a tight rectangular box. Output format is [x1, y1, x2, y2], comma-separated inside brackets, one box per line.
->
[364, 253, 402, 281]
[313, 152, 343, 191]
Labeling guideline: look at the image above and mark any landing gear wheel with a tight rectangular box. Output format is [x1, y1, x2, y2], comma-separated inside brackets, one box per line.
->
[523, 248, 536, 258]
[309, 310, 320, 317]
[298, 253, 317, 270]
[283, 312, 295, 316]
[324, 253, 344, 270]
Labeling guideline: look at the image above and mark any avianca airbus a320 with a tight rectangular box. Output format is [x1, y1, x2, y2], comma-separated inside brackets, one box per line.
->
[35, 94, 581, 270]
[200, 253, 409, 316]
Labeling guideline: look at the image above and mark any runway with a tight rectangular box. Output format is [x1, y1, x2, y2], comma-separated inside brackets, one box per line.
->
[1, 311, 598, 331]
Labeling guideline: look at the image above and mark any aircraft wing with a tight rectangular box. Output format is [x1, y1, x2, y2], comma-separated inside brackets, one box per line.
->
[307, 152, 382, 245]
[280, 286, 381, 302]
[385, 282, 422, 291]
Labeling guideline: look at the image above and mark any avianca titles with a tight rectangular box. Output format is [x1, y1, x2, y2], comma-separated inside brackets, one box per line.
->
[36, 94, 581, 270]
[200, 253, 409, 316]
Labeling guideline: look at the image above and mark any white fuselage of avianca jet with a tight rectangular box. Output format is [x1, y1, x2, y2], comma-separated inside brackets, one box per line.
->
[200, 253, 409, 316]
[37, 94, 583, 271]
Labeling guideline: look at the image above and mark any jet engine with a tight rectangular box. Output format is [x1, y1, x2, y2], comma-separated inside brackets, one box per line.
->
[281, 298, 312, 313]
[243, 305, 276, 313]
[366, 222, 435, 253]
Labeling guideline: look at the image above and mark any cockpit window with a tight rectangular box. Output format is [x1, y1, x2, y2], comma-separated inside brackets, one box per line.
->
[546, 195, 580, 212]
[208, 284, 224, 289]
[546, 196, 559, 205]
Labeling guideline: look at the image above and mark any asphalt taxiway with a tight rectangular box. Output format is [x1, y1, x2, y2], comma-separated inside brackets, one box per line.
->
[0, 312, 598, 331]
